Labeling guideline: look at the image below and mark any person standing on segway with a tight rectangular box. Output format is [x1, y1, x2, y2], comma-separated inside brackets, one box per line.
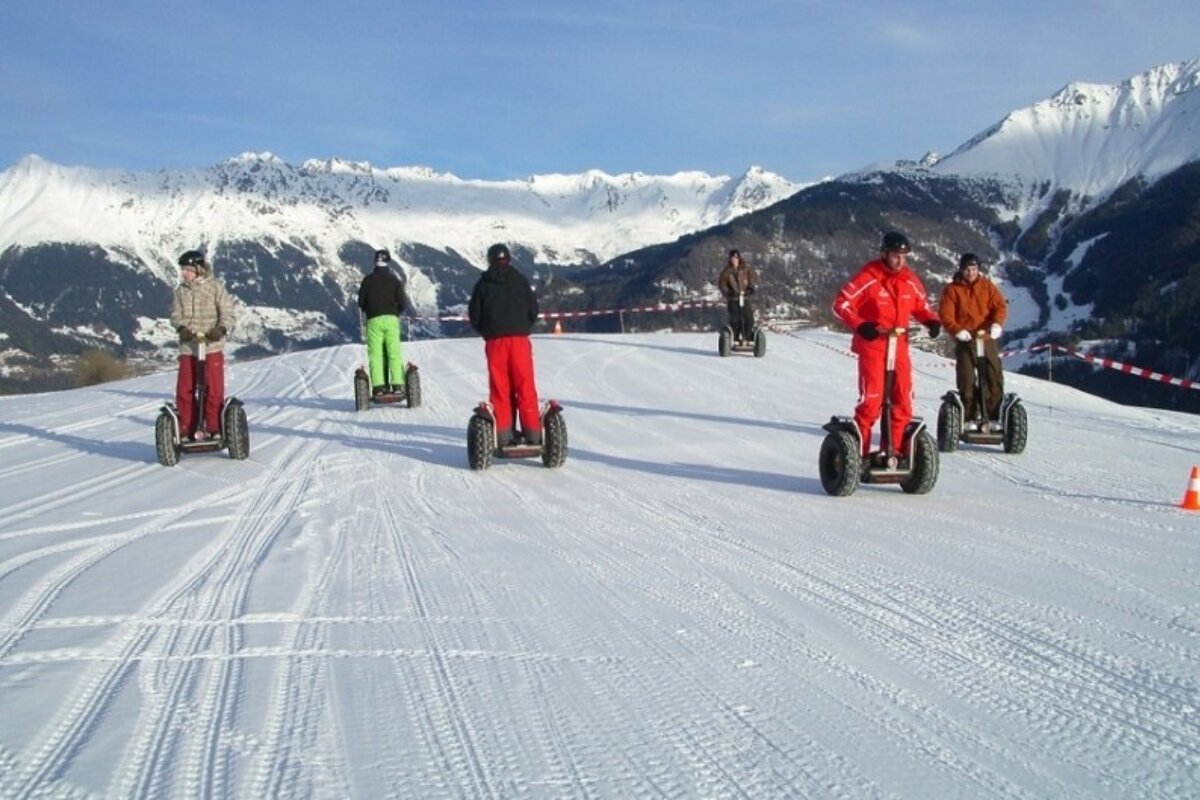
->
[170, 250, 237, 441]
[939, 253, 1008, 428]
[717, 249, 757, 344]
[469, 243, 542, 447]
[832, 231, 941, 456]
[357, 248, 409, 397]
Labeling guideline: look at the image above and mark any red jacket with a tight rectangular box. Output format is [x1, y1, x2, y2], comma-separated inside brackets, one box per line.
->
[832, 259, 939, 354]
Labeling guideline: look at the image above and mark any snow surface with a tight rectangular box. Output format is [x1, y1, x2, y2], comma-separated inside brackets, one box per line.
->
[1, 330, 1198, 799]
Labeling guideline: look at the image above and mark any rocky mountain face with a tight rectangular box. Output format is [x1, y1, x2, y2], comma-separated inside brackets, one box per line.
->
[538, 59, 1200, 414]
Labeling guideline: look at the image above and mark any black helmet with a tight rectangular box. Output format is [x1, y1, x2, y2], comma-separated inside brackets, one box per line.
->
[958, 252, 981, 268]
[880, 231, 911, 253]
[178, 249, 206, 268]
[486, 243, 511, 264]
[374, 248, 391, 266]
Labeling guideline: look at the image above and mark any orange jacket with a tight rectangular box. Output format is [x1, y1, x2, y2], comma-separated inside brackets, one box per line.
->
[938, 273, 1007, 336]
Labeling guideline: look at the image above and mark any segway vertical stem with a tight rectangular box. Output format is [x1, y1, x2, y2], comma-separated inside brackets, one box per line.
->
[880, 328, 903, 459]
[195, 335, 207, 433]
[974, 331, 988, 428]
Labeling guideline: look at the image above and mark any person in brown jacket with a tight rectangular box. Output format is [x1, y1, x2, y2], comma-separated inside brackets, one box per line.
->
[939, 253, 1007, 424]
[170, 250, 238, 441]
[717, 249, 758, 343]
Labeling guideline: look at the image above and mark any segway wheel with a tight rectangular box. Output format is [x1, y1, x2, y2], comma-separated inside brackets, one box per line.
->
[936, 399, 961, 453]
[467, 414, 494, 470]
[1003, 403, 1028, 455]
[818, 429, 861, 496]
[225, 402, 250, 460]
[155, 410, 179, 467]
[718, 327, 731, 357]
[353, 369, 370, 412]
[541, 410, 568, 469]
[900, 431, 939, 495]
[753, 329, 766, 358]
[405, 365, 422, 409]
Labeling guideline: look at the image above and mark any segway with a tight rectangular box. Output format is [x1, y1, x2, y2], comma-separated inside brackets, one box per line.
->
[353, 314, 421, 411]
[717, 292, 766, 358]
[467, 399, 568, 470]
[936, 330, 1027, 454]
[819, 327, 939, 496]
[353, 363, 421, 411]
[155, 334, 249, 466]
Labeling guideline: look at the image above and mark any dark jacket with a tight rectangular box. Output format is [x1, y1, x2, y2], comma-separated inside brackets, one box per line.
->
[357, 266, 408, 319]
[718, 263, 757, 298]
[468, 263, 539, 339]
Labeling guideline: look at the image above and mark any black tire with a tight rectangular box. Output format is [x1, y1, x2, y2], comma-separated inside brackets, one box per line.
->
[155, 411, 179, 467]
[819, 429, 861, 496]
[901, 431, 939, 494]
[718, 328, 731, 357]
[467, 414, 494, 470]
[541, 410, 568, 468]
[936, 400, 961, 453]
[753, 330, 766, 358]
[1004, 402, 1028, 454]
[225, 402, 250, 460]
[405, 366, 422, 408]
[353, 369, 370, 412]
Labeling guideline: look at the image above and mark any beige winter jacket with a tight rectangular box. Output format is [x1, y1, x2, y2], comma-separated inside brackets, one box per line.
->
[170, 273, 237, 355]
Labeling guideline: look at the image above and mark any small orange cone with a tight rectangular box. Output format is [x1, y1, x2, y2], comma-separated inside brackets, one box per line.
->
[1181, 466, 1200, 511]
[553, 319, 563, 336]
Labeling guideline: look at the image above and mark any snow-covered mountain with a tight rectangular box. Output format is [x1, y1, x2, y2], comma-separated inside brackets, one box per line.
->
[0, 153, 800, 279]
[0, 153, 799, 375]
[932, 58, 1200, 199]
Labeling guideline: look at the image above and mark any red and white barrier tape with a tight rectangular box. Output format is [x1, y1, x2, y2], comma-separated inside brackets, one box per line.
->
[1030, 344, 1199, 392]
[427, 298, 722, 323]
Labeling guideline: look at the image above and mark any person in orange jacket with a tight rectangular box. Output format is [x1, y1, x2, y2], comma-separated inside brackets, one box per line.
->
[832, 231, 941, 454]
[939, 252, 1008, 424]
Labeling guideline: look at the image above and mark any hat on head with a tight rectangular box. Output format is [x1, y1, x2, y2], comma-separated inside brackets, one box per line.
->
[958, 252, 981, 269]
[486, 243, 511, 265]
[880, 231, 911, 253]
[178, 249, 205, 269]
[374, 248, 391, 266]
[729, 249, 741, 258]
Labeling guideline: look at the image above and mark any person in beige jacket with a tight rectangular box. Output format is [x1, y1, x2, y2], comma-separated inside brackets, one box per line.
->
[170, 250, 237, 440]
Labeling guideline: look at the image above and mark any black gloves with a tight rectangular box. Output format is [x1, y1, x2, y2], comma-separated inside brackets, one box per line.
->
[177, 326, 195, 342]
[856, 321, 880, 341]
[207, 325, 226, 341]
[925, 321, 941, 339]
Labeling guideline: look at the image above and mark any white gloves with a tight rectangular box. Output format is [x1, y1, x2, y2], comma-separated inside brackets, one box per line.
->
[955, 329, 971, 342]
[989, 323, 1002, 340]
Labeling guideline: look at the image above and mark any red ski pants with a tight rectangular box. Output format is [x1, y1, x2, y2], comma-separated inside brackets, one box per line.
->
[175, 352, 225, 435]
[484, 336, 540, 435]
[853, 340, 913, 454]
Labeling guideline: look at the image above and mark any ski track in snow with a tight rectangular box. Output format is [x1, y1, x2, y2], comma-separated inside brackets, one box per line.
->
[0, 331, 1198, 799]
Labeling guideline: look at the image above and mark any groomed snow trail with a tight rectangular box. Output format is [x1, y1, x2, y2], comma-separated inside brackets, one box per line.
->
[0, 331, 1197, 799]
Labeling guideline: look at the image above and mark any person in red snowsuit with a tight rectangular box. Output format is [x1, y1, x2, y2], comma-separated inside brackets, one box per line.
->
[832, 231, 941, 454]
[468, 243, 542, 446]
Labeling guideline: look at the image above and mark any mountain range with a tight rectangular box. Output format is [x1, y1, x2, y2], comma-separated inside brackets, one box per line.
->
[1, 58, 1198, 410]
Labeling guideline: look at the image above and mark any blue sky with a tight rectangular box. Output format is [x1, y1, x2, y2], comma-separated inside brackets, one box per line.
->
[4, 1, 1199, 182]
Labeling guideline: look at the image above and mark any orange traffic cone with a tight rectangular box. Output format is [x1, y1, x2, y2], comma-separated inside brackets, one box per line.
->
[1182, 466, 1200, 511]
[553, 319, 563, 336]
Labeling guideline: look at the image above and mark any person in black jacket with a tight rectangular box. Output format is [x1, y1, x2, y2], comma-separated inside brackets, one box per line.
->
[468, 243, 542, 446]
[357, 248, 409, 395]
